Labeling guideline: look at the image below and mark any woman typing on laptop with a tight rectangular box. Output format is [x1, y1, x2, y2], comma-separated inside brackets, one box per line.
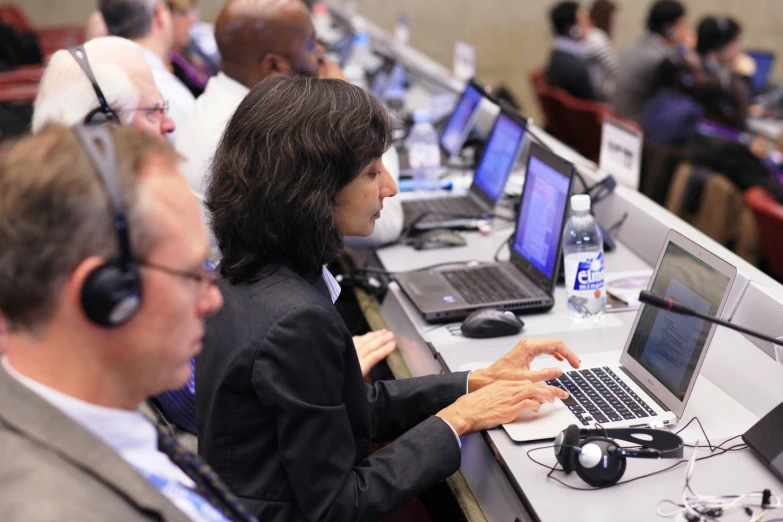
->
[195, 76, 581, 521]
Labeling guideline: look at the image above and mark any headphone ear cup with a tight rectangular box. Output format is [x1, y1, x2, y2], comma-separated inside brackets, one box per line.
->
[574, 438, 627, 487]
[81, 261, 142, 327]
[554, 424, 581, 473]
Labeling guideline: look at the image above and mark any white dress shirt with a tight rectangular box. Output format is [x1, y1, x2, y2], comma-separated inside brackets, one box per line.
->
[139, 47, 196, 146]
[176, 72, 250, 197]
[0, 357, 220, 522]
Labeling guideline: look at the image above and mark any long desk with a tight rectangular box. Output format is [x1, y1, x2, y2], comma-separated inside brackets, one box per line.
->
[329, 5, 783, 520]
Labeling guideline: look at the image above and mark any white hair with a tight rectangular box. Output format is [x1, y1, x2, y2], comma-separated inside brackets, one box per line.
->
[32, 36, 148, 133]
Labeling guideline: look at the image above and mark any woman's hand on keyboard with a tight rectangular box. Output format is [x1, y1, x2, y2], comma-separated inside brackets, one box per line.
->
[467, 338, 581, 393]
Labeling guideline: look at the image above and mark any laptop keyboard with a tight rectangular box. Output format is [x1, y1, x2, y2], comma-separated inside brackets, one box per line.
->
[442, 266, 526, 305]
[403, 197, 484, 226]
[546, 367, 657, 426]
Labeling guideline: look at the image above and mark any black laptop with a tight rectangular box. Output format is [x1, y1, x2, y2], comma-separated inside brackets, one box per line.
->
[396, 142, 575, 322]
[402, 106, 527, 230]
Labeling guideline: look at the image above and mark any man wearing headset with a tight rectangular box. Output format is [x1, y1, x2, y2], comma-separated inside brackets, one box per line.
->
[0, 123, 257, 521]
[545, 2, 603, 102]
[612, 0, 692, 124]
[32, 36, 176, 138]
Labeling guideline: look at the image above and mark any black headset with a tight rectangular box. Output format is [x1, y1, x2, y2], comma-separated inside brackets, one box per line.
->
[68, 45, 121, 126]
[554, 424, 684, 487]
[72, 125, 143, 327]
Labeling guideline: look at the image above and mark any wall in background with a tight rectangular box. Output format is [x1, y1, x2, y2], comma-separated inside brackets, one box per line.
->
[12, 0, 783, 123]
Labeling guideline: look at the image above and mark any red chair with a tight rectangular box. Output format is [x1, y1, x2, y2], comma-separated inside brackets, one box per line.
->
[0, 4, 84, 58]
[528, 69, 616, 163]
[0, 4, 30, 30]
[0, 82, 38, 103]
[0, 64, 44, 86]
[744, 187, 783, 280]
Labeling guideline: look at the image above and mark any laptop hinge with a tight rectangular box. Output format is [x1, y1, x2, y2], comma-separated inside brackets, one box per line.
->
[619, 366, 672, 413]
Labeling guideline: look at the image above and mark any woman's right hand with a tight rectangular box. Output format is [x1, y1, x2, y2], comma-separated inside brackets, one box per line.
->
[436, 380, 569, 436]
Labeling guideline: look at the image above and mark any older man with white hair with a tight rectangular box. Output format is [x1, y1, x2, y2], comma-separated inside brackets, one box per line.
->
[33, 36, 176, 138]
[100, 0, 195, 143]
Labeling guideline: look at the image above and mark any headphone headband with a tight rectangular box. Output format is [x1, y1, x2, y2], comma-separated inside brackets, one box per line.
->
[68, 45, 120, 126]
[72, 125, 134, 272]
[578, 427, 684, 457]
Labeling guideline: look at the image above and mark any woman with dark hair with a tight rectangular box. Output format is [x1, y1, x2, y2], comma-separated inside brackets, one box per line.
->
[583, 0, 619, 96]
[196, 75, 578, 522]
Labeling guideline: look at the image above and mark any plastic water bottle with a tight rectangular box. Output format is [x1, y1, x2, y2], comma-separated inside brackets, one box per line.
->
[405, 109, 441, 191]
[563, 194, 605, 320]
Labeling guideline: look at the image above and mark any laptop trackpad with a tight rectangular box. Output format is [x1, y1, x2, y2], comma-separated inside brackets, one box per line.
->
[517, 399, 566, 420]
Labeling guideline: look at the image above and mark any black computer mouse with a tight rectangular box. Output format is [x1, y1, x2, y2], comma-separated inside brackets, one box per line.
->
[411, 229, 467, 250]
[460, 308, 524, 339]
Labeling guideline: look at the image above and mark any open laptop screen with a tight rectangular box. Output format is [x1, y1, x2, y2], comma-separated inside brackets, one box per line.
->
[440, 83, 484, 157]
[626, 242, 732, 400]
[472, 113, 526, 203]
[512, 152, 571, 279]
[747, 51, 775, 93]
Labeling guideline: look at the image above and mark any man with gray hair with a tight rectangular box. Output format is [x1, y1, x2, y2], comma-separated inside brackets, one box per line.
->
[0, 123, 257, 521]
[101, 0, 195, 143]
[32, 36, 175, 138]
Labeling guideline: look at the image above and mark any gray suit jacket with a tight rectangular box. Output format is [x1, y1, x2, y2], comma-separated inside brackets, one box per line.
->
[612, 34, 673, 123]
[0, 365, 193, 522]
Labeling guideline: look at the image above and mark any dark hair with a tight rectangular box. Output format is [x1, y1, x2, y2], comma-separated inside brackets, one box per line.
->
[100, 0, 156, 40]
[551, 2, 579, 37]
[696, 16, 741, 55]
[646, 0, 686, 36]
[590, 0, 616, 36]
[207, 76, 393, 284]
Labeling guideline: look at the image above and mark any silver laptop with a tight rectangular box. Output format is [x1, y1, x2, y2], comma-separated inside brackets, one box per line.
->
[402, 107, 527, 231]
[502, 229, 737, 442]
[396, 142, 574, 322]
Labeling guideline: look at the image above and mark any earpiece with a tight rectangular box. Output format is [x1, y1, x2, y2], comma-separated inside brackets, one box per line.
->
[68, 45, 120, 127]
[554, 424, 684, 487]
[72, 125, 142, 327]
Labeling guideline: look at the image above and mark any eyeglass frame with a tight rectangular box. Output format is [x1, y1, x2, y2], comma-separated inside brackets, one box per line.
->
[136, 259, 218, 291]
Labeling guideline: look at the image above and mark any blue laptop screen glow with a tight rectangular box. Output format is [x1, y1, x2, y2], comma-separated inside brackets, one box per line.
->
[748, 51, 775, 92]
[440, 84, 483, 156]
[512, 155, 571, 278]
[472, 113, 526, 202]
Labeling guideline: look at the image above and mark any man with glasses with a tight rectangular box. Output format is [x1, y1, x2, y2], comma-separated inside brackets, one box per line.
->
[32, 36, 176, 139]
[100, 0, 196, 144]
[0, 123, 251, 520]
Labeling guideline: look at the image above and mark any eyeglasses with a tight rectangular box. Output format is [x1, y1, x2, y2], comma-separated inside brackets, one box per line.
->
[137, 260, 218, 292]
[123, 100, 170, 124]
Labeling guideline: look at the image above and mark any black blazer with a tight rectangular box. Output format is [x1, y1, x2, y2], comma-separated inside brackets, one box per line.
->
[196, 264, 468, 522]
[546, 49, 602, 101]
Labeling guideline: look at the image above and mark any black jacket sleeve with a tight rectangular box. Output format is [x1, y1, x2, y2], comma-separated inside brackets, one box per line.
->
[251, 303, 461, 522]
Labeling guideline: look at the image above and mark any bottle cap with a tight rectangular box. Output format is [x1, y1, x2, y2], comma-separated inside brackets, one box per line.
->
[412, 109, 430, 123]
[570, 194, 591, 212]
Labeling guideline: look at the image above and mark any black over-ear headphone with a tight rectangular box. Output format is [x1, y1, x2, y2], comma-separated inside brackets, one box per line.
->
[68, 45, 121, 127]
[72, 125, 142, 327]
[554, 424, 684, 487]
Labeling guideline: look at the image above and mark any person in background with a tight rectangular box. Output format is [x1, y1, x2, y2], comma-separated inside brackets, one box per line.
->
[176, 0, 403, 248]
[692, 16, 751, 129]
[32, 36, 175, 138]
[583, 0, 619, 97]
[197, 75, 578, 522]
[167, 0, 219, 97]
[612, 0, 690, 123]
[100, 0, 196, 144]
[0, 123, 258, 522]
[545, 1, 602, 101]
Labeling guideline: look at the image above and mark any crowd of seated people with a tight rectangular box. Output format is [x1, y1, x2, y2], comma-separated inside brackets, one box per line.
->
[0, 1, 583, 521]
[5, 0, 783, 519]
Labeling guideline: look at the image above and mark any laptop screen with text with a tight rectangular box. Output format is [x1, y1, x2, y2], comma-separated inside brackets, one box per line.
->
[512, 153, 571, 279]
[626, 242, 731, 400]
[472, 113, 526, 202]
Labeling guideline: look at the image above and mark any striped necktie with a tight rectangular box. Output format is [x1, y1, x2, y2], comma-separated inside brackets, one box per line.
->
[155, 426, 258, 522]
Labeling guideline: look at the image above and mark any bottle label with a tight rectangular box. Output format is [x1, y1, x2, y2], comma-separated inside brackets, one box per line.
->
[572, 251, 605, 292]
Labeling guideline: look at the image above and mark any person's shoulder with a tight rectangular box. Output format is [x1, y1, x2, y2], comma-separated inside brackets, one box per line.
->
[0, 428, 143, 521]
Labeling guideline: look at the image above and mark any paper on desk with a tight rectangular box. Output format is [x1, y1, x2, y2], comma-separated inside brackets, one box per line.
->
[605, 269, 652, 310]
